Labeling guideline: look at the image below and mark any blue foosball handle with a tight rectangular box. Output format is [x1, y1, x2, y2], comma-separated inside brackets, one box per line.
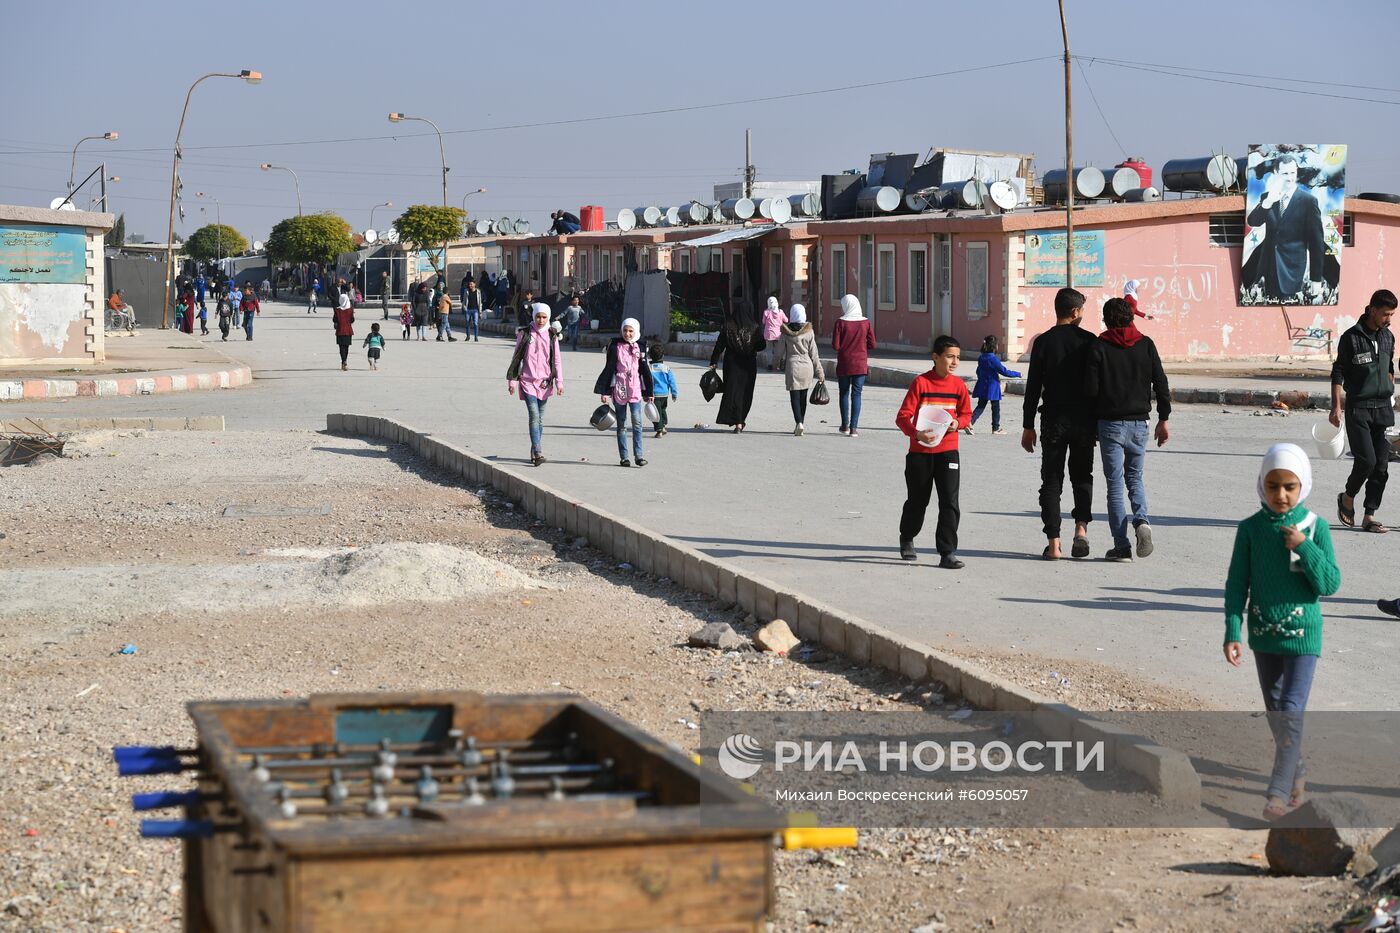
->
[113, 746, 190, 776]
[132, 790, 202, 811]
[140, 819, 215, 839]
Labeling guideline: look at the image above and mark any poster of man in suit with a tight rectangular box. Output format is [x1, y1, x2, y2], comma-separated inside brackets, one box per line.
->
[1240, 143, 1346, 306]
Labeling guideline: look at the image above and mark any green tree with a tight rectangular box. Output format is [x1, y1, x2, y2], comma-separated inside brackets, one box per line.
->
[392, 205, 466, 278]
[265, 213, 354, 268]
[185, 224, 248, 262]
[105, 213, 126, 248]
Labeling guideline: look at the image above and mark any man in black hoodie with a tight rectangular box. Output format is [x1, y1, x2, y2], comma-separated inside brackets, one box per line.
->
[1085, 297, 1171, 562]
[1331, 288, 1397, 532]
[1022, 287, 1098, 560]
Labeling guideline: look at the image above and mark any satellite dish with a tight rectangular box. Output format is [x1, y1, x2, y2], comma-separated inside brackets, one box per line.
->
[50, 196, 76, 211]
[363, 229, 379, 244]
[252, 240, 265, 252]
[382, 229, 399, 244]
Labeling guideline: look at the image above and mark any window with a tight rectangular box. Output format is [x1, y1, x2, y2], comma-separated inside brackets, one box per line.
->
[547, 250, 559, 291]
[966, 243, 988, 317]
[578, 252, 589, 284]
[908, 244, 928, 310]
[1340, 213, 1355, 247]
[678, 251, 691, 273]
[877, 244, 896, 310]
[830, 244, 847, 303]
[710, 249, 722, 273]
[1210, 213, 1245, 247]
[936, 237, 951, 296]
[599, 252, 610, 281]
[768, 249, 782, 297]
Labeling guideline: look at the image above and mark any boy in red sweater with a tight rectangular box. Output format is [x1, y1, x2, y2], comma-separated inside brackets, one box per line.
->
[896, 335, 973, 568]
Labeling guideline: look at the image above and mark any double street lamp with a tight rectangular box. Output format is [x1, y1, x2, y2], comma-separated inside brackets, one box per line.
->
[260, 163, 302, 216]
[163, 70, 261, 329]
[195, 192, 223, 262]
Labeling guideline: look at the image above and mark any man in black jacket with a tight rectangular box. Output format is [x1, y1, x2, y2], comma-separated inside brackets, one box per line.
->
[1085, 297, 1171, 562]
[1331, 289, 1398, 532]
[1022, 287, 1098, 560]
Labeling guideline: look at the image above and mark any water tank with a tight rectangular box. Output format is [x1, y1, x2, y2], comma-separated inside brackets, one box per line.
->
[472, 219, 491, 236]
[616, 209, 637, 232]
[1101, 166, 1140, 199]
[986, 180, 1019, 211]
[633, 206, 662, 226]
[1161, 155, 1237, 193]
[709, 202, 724, 223]
[580, 205, 604, 232]
[1359, 192, 1400, 204]
[662, 206, 681, 226]
[752, 197, 775, 219]
[769, 197, 793, 224]
[857, 186, 901, 213]
[720, 198, 755, 221]
[676, 202, 707, 224]
[938, 180, 983, 210]
[789, 193, 821, 217]
[1117, 158, 1153, 190]
[1124, 187, 1162, 202]
[904, 193, 930, 212]
[1043, 167, 1106, 201]
[512, 219, 530, 235]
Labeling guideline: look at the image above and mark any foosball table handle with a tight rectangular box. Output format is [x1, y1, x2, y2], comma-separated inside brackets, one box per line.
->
[113, 746, 192, 776]
[140, 819, 215, 839]
[132, 790, 203, 811]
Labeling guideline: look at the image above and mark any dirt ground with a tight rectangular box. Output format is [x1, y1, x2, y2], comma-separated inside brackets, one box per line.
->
[0, 430, 1361, 932]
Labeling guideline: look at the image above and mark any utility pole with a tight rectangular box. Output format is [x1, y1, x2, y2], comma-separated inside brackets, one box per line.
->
[1059, 0, 1075, 287]
[744, 128, 755, 200]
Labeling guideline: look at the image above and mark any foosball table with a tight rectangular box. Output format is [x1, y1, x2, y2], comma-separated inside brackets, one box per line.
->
[114, 691, 785, 932]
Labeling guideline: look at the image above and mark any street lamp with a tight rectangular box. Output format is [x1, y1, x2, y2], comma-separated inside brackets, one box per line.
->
[387, 112, 448, 207]
[369, 200, 392, 232]
[196, 192, 223, 262]
[162, 70, 260, 329]
[460, 187, 486, 212]
[69, 131, 117, 193]
[90, 176, 119, 212]
[260, 163, 302, 216]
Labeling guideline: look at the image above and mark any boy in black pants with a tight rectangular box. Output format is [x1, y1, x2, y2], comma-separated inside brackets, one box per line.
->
[895, 335, 973, 569]
[1332, 288, 1398, 533]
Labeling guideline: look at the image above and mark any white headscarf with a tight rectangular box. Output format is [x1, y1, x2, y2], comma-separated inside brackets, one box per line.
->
[337, 292, 351, 311]
[788, 304, 806, 325]
[531, 302, 551, 329]
[1257, 442, 1312, 508]
[766, 296, 780, 313]
[621, 317, 640, 343]
[839, 294, 864, 321]
[1124, 279, 1141, 299]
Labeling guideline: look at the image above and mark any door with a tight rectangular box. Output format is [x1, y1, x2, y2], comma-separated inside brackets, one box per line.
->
[859, 235, 875, 320]
[933, 234, 952, 343]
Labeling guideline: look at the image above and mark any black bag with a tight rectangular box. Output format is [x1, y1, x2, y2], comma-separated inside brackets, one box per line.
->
[809, 381, 830, 405]
[700, 367, 724, 402]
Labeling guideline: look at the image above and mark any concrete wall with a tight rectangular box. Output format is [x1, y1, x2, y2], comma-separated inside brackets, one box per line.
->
[0, 204, 114, 368]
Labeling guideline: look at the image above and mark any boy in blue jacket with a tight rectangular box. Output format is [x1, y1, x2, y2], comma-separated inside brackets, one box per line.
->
[969, 335, 1021, 435]
[648, 344, 679, 436]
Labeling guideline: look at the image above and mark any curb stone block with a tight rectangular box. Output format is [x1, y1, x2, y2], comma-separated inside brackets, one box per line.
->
[817, 609, 846, 654]
[793, 600, 821, 640]
[714, 565, 738, 606]
[869, 631, 901, 675]
[843, 623, 872, 665]
[775, 594, 799, 632]
[958, 669, 1017, 711]
[696, 556, 720, 597]
[624, 527, 642, 568]
[631, 529, 654, 574]
[1031, 703, 1086, 744]
[652, 539, 678, 581]
[753, 580, 777, 623]
[735, 575, 757, 615]
[1114, 741, 1202, 807]
[51, 382, 78, 398]
[899, 645, 931, 682]
[924, 654, 964, 697]
[596, 514, 616, 554]
[683, 551, 705, 593]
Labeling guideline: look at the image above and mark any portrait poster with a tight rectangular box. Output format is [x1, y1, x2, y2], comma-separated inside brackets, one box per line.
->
[1239, 144, 1346, 306]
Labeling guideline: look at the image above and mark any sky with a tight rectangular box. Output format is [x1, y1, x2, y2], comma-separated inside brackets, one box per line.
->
[4, 0, 1398, 246]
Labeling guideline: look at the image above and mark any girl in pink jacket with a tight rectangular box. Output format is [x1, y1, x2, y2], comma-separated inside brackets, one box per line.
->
[761, 296, 786, 370]
[507, 304, 564, 466]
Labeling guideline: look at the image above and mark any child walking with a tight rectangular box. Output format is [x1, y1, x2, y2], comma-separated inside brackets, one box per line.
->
[647, 344, 678, 437]
[1223, 443, 1341, 820]
[780, 304, 825, 436]
[507, 304, 564, 466]
[363, 323, 386, 371]
[895, 335, 972, 569]
[399, 303, 413, 341]
[594, 317, 654, 467]
[969, 335, 1021, 435]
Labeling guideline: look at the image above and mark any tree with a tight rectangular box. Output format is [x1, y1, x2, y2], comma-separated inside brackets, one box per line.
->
[392, 205, 466, 278]
[105, 213, 126, 248]
[265, 213, 354, 268]
[185, 224, 248, 262]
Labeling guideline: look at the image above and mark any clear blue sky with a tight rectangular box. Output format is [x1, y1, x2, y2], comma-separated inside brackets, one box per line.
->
[4, 0, 1396, 244]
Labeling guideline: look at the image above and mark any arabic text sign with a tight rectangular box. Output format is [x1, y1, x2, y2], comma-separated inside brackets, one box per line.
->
[1024, 230, 1105, 287]
[0, 225, 87, 284]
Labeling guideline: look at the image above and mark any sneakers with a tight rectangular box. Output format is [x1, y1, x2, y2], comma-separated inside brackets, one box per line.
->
[938, 555, 965, 570]
[619, 459, 632, 467]
[1134, 522, 1154, 558]
[1105, 546, 1134, 562]
[635, 458, 648, 467]
[849, 430, 859, 437]
[654, 430, 664, 439]
[1378, 599, 1400, 619]
[1071, 535, 1090, 559]
[794, 424, 804, 436]
[899, 539, 916, 561]
[992, 428, 1007, 436]
[838, 426, 849, 435]
[962, 426, 974, 435]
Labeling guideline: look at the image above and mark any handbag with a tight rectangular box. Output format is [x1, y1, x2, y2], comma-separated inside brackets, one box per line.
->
[809, 381, 830, 405]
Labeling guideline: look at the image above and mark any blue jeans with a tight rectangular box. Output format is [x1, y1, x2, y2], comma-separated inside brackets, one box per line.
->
[971, 398, 1002, 430]
[437, 315, 453, 338]
[1254, 652, 1316, 801]
[614, 401, 643, 460]
[243, 313, 254, 340]
[523, 394, 548, 454]
[839, 374, 866, 431]
[1097, 419, 1149, 549]
[464, 310, 479, 339]
[566, 321, 580, 350]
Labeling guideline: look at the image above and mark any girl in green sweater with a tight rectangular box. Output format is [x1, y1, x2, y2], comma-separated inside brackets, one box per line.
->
[1223, 443, 1341, 820]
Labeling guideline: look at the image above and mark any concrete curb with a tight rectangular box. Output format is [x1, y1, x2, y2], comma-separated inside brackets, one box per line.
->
[474, 320, 1328, 412]
[0, 366, 253, 403]
[326, 411, 1202, 807]
[0, 416, 224, 433]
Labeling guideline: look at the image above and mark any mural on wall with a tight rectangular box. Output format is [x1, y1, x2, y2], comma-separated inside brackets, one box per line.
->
[1240, 144, 1346, 306]
[0, 224, 87, 284]
[1024, 230, 1106, 287]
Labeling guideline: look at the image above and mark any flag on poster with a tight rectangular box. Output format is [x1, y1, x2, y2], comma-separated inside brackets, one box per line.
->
[1239, 144, 1346, 306]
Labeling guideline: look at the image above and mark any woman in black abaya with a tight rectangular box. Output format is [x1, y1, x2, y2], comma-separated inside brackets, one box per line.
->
[707, 300, 766, 432]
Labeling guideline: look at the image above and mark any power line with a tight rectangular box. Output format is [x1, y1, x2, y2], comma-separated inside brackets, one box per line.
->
[1087, 56, 1400, 94]
[1075, 57, 1127, 158]
[1084, 57, 1400, 106]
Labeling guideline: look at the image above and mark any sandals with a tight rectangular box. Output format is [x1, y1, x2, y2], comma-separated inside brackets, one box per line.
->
[1071, 535, 1090, 559]
[1262, 798, 1291, 821]
[1338, 493, 1356, 527]
[1041, 546, 1060, 561]
[1363, 519, 1389, 534]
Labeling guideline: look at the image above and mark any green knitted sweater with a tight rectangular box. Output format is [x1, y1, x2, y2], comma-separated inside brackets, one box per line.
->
[1224, 504, 1341, 656]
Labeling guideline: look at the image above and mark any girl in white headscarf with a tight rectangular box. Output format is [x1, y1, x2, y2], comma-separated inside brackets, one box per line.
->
[1222, 442, 1339, 821]
[833, 295, 876, 436]
[779, 304, 825, 435]
[1122, 279, 1153, 320]
[761, 296, 786, 370]
[594, 317, 654, 466]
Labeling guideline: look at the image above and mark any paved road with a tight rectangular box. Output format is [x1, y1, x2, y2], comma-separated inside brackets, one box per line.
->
[11, 301, 1396, 710]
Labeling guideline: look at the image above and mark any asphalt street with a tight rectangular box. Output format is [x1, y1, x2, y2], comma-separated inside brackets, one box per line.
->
[13, 301, 1397, 710]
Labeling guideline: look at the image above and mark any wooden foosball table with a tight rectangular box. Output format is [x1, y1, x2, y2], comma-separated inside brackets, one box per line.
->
[114, 692, 785, 932]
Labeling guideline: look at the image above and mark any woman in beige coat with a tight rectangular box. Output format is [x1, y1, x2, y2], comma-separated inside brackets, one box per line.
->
[780, 304, 826, 436]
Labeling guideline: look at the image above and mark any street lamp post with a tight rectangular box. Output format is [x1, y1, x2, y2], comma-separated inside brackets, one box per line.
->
[260, 163, 302, 216]
[460, 187, 486, 212]
[163, 70, 260, 329]
[91, 175, 119, 212]
[369, 201, 392, 232]
[69, 132, 117, 194]
[388, 112, 450, 283]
